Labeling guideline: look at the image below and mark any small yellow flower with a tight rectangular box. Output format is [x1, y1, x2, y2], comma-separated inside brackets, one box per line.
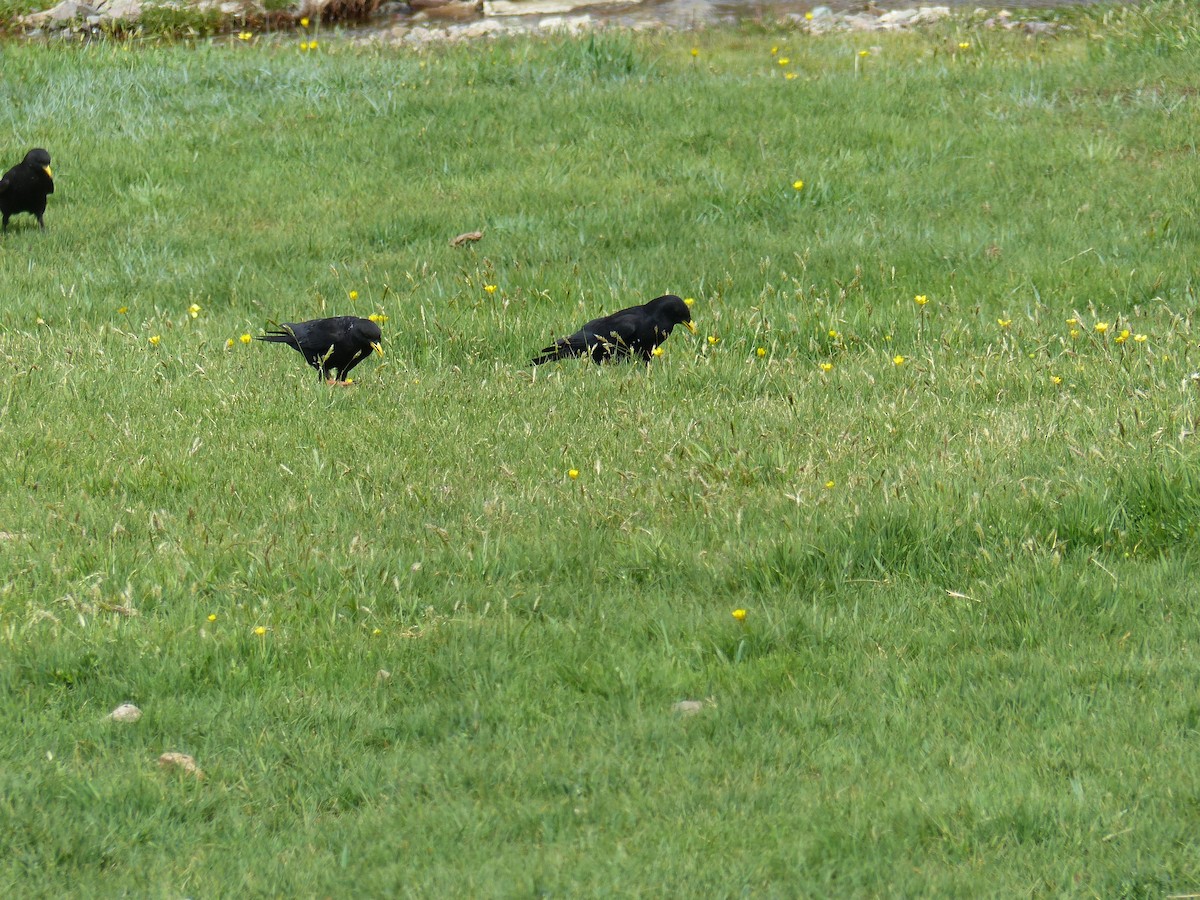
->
[784, 72, 797, 81]
[1114, 329, 1130, 344]
[732, 609, 747, 623]
[207, 614, 217, 622]
[225, 338, 235, 350]
[756, 347, 766, 358]
[117, 306, 128, 315]
[707, 335, 719, 345]
[568, 468, 579, 480]
[825, 480, 835, 489]
[819, 362, 833, 373]
[914, 294, 928, 306]
[368, 313, 389, 324]
[240, 333, 252, 344]
[770, 46, 778, 55]
[683, 297, 695, 307]
[1094, 322, 1109, 334]
[691, 47, 699, 57]
[149, 335, 161, 346]
[254, 626, 266, 636]
[827, 329, 838, 339]
[883, 334, 892, 342]
[1066, 317, 1078, 326]
[859, 50, 870, 58]
[793, 179, 805, 191]
[804, 10, 813, 19]
[778, 57, 790, 66]
[308, 40, 319, 50]
[1069, 329, 1080, 339]
[1051, 375, 1063, 385]
[997, 318, 1011, 328]
[958, 42, 971, 50]
[348, 290, 358, 301]
[484, 284, 497, 294]
[893, 354, 906, 366]
[1134, 333, 1147, 343]
[188, 304, 201, 318]
[238, 31, 252, 41]
[36, 316, 46, 326]
[652, 346, 664, 357]
[372, 628, 382, 636]
[299, 16, 309, 26]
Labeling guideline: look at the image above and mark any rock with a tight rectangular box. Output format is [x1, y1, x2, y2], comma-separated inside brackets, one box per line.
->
[97, 0, 141, 19]
[158, 751, 203, 778]
[50, 0, 98, 20]
[107, 703, 142, 723]
[878, 9, 918, 27]
[484, 0, 623, 16]
[672, 699, 709, 716]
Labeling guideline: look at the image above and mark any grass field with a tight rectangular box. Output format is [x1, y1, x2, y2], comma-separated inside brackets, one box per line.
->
[1, 3, 1199, 896]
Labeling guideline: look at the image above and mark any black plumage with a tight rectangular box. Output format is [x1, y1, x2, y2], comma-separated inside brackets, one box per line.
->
[532, 294, 696, 365]
[0, 148, 54, 231]
[256, 316, 384, 383]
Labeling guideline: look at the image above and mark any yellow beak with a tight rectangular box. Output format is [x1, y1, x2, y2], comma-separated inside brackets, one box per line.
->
[686, 321, 697, 334]
[43, 166, 53, 178]
[371, 342, 384, 358]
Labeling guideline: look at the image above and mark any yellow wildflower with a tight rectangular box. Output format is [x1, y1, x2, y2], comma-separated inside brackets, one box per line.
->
[1069, 329, 1080, 339]
[208, 614, 217, 622]
[254, 626, 266, 636]
[568, 469, 579, 480]
[1051, 375, 1063, 385]
[188, 303, 201, 318]
[707, 335, 719, 345]
[368, 314, 389, 324]
[893, 354, 906, 366]
[240, 333, 252, 344]
[299, 16, 309, 26]
[825, 480, 835, 489]
[149, 335, 161, 346]
[732, 609, 747, 623]
[1114, 329, 1130, 344]
[778, 57, 790, 66]
[756, 347, 766, 358]
[117, 306, 128, 315]
[238, 31, 252, 41]
[785, 73, 797, 81]
[1134, 334, 1147, 343]
[819, 362, 833, 373]
[914, 294, 928, 306]
[793, 180, 805, 191]
[691, 47, 699, 57]
[683, 297, 695, 307]
[859, 50, 870, 58]
[484, 284, 497, 294]
[349, 290, 358, 300]
[997, 318, 1011, 328]
[958, 42, 970, 50]
[225, 338, 234, 350]
[652, 346, 664, 357]
[1095, 322, 1109, 334]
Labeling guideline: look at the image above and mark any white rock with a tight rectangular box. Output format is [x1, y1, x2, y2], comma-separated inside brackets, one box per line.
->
[484, 0, 624, 16]
[108, 703, 142, 723]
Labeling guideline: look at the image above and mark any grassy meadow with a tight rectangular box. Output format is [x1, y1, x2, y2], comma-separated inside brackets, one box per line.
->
[2, 3, 1200, 895]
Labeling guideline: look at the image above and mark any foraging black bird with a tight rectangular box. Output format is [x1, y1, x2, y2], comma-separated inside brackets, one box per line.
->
[256, 315, 384, 384]
[531, 294, 696, 365]
[0, 148, 54, 231]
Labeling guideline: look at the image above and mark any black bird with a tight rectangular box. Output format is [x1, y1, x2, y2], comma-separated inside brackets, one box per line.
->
[0, 148, 54, 231]
[256, 316, 384, 384]
[532, 294, 696, 365]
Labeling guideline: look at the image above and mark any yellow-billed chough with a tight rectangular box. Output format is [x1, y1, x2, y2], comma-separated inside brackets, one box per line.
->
[256, 316, 383, 384]
[531, 294, 696, 365]
[0, 148, 54, 231]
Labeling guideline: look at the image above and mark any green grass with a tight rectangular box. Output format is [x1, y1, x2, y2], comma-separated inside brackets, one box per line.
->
[3, 4, 1200, 895]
